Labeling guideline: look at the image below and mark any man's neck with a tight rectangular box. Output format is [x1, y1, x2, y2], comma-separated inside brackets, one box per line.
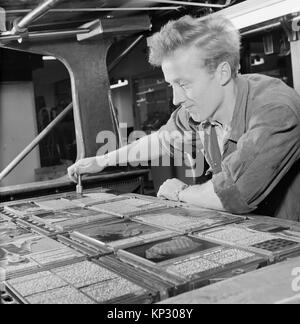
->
[212, 78, 238, 126]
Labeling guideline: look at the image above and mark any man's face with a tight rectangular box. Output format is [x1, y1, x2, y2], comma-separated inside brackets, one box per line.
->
[162, 46, 224, 123]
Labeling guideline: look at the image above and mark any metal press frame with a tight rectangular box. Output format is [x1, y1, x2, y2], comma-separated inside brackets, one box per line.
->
[0, 0, 232, 183]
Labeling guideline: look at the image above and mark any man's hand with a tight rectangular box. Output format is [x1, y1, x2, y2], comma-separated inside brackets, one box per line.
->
[67, 156, 108, 183]
[157, 178, 189, 201]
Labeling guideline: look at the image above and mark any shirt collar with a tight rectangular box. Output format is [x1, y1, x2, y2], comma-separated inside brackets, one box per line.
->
[227, 74, 249, 142]
[189, 116, 223, 130]
[187, 74, 249, 140]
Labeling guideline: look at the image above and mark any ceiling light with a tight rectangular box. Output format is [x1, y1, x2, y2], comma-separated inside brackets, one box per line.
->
[110, 79, 129, 89]
[42, 56, 57, 61]
[215, 0, 300, 30]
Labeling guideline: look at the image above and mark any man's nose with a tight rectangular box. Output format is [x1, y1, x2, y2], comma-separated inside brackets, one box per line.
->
[172, 85, 186, 106]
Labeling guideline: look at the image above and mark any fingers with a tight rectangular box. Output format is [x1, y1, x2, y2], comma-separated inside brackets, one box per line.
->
[157, 178, 187, 202]
[67, 165, 78, 183]
[67, 159, 91, 183]
[157, 185, 169, 200]
[157, 187, 163, 197]
[67, 158, 100, 183]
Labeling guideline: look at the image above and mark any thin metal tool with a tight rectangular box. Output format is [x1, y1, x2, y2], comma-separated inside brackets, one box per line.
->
[76, 174, 83, 195]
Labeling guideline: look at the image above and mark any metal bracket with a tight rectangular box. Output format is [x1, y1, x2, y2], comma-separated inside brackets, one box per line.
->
[77, 16, 151, 42]
[12, 17, 28, 34]
[11, 17, 29, 43]
[141, 0, 233, 9]
[291, 15, 300, 40]
[0, 7, 6, 32]
[281, 16, 300, 42]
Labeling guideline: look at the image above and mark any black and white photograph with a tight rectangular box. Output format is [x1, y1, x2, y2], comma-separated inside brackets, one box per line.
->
[71, 219, 170, 250]
[75, 220, 162, 243]
[4, 202, 42, 217]
[123, 236, 219, 264]
[1, 0, 300, 306]
[0, 233, 83, 278]
[0, 223, 32, 244]
[30, 208, 104, 224]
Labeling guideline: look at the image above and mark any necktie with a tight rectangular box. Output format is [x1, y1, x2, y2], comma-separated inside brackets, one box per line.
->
[202, 121, 222, 175]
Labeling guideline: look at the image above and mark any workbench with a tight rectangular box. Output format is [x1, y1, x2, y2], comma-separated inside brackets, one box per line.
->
[1, 186, 300, 304]
[160, 255, 300, 304]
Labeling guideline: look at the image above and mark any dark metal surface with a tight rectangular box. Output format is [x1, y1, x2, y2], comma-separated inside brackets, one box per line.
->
[0, 1, 241, 34]
[0, 0, 242, 194]
[4, 38, 115, 159]
[11, 0, 64, 34]
[0, 169, 149, 201]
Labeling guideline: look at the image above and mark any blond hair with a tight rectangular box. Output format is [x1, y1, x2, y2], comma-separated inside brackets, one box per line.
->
[148, 15, 241, 77]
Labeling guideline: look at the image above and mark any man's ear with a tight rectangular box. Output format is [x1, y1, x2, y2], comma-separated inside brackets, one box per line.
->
[216, 62, 232, 86]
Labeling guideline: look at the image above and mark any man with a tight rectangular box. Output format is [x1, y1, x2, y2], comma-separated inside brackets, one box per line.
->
[68, 15, 300, 221]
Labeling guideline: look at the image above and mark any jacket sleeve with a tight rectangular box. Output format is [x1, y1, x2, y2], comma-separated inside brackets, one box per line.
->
[212, 104, 300, 214]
